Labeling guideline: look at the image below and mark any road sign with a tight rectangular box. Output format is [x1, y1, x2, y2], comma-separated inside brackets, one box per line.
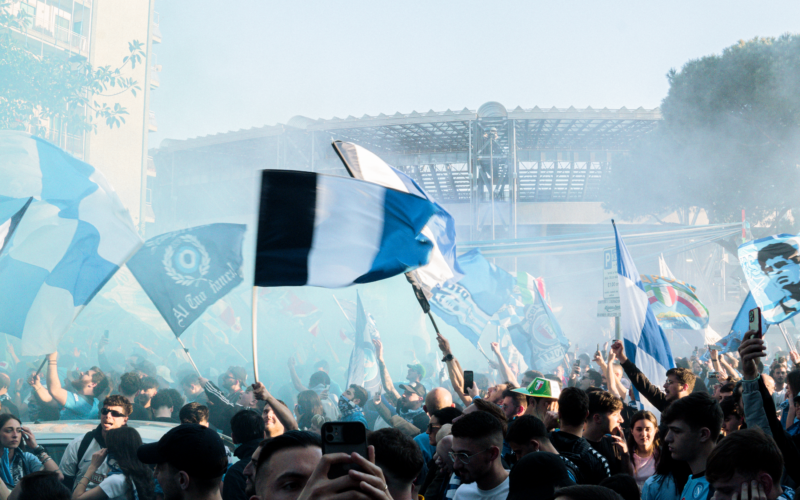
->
[603, 247, 619, 299]
[597, 299, 621, 317]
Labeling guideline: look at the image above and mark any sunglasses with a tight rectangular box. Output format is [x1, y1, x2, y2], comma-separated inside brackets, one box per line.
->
[101, 408, 126, 418]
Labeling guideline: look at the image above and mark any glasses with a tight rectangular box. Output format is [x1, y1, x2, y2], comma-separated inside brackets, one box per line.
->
[448, 448, 492, 465]
[101, 408, 126, 418]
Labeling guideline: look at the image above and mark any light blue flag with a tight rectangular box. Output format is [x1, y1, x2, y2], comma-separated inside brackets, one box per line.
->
[345, 292, 382, 397]
[429, 249, 515, 346]
[0, 132, 143, 356]
[615, 223, 675, 415]
[702, 292, 769, 360]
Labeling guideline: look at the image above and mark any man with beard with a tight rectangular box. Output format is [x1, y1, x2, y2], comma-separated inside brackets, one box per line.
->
[771, 362, 788, 406]
[136, 376, 159, 420]
[221, 366, 247, 402]
[59, 395, 131, 491]
[372, 339, 430, 432]
[450, 412, 509, 500]
[30, 352, 108, 420]
[181, 374, 208, 405]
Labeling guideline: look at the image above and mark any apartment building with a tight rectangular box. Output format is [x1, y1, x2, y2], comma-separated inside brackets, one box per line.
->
[5, 0, 161, 232]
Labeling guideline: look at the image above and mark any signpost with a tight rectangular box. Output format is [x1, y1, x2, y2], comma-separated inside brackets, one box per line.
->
[601, 247, 621, 339]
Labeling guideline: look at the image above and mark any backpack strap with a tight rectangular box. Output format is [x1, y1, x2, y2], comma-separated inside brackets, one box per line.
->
[77, 431, 95, 465]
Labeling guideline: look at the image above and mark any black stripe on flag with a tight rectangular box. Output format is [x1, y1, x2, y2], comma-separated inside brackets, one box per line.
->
[0, 197, 33, 257]
[254, 170, 317, 286]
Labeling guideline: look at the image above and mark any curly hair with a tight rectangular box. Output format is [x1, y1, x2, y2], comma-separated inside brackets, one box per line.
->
[103, 395, 133, 417]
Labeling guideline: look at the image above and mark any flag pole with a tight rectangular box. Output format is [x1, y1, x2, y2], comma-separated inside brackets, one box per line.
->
[252, 286, 260, 384]
[175, 337, 202, 377]
[778, 323, 796, 353]
[332, 294, 357, 331]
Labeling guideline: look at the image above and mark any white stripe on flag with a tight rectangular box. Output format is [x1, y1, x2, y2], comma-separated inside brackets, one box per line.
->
[0, 132, 43, 199]
[619, 273, 648, 346]
[631, 348, 668, 418]
[8, 202, 78, 272]
[307, 176, 385, 287]
[22, 283, 83, 356]
[352, 146, 408, 192]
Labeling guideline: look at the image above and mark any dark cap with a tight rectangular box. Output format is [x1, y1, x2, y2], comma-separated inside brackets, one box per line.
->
[398, 382, 426, 398]
[137, 424, 228, 478]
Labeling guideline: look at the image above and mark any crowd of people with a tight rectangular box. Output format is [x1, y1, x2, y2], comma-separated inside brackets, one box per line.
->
[0, 327, 796, 500]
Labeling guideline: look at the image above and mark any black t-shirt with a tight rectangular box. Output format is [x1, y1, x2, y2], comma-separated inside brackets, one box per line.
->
[587, 435, 625, 476]
[549, 431, 611, 485]
[129, 403, 151, 421]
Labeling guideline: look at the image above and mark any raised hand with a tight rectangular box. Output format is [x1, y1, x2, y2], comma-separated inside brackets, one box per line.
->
[490, 342, 501, 354]
[610, 341, 627, 363]
[371, 338, 384, 360]
[436, 333, 451, 356]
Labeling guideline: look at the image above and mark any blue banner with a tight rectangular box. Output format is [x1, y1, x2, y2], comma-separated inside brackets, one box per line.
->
[127, 223, 246, 336]
[429, 250, 515, 346]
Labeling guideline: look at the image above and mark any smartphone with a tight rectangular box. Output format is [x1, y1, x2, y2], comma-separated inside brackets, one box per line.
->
[748, 307, 763, 338]
[573, 360, 581, 373]
[321, 422, 368, 479]
[463, 371, 474, 394]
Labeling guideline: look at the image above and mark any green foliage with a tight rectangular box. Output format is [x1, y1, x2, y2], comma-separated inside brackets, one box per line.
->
[0, 4, 145, 135]
[603, 35, 800, 233]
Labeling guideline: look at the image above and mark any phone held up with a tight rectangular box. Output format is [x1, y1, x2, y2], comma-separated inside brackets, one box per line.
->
[748, 307, 763, 339]
[463, 370, 474, 395]
[321, 421, 368, 479]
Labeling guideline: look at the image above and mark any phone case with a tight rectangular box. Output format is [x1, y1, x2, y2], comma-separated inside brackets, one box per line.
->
[321, 422, 368, 479]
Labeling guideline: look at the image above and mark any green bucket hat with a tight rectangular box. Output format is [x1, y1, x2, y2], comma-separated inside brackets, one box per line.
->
[512, 377, 561, 399]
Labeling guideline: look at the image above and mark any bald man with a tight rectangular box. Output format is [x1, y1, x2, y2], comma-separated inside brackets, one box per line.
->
[424, 387, 455, 414]
[415, 387, 456, 467]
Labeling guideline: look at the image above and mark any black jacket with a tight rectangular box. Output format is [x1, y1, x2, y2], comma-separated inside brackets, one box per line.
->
[620, 359, 669, 412]
[222, 439, 263, 500]
[549, 431, 610, 485]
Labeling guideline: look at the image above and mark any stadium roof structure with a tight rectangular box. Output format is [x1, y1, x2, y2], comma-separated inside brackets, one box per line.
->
[157, 102, 660, 207]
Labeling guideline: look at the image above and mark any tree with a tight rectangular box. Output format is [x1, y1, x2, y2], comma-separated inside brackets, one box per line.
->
[603, 35, 800, 234]
[0, 4, 145, 136]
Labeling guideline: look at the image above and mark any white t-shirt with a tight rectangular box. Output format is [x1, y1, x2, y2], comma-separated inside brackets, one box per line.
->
[59, 434, 110, 491]
[99, 474, 134, 500]
[453, 474, 510, 500]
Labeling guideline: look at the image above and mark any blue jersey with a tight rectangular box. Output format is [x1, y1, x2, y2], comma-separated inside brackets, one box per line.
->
[680, 473, 710, 500]
[60, 392, 99, 420]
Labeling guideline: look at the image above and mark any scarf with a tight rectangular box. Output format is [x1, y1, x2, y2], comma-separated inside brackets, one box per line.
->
[398, 406, 425, 423]
[0, 448, 13, 489]
[338, 397, 363, 419]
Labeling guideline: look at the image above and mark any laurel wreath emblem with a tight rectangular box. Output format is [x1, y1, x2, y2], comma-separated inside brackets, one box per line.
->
[163, 235, 211, 287]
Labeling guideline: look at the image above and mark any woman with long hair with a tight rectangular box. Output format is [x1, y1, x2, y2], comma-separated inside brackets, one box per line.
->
[72, 427, 154, 500]
[625, 411, 659, 489]
[295, 390, 324, 431]
[0, 414, 61, 493]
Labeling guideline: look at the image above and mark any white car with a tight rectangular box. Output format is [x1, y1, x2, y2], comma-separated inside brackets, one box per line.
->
[23, 420, 235, 466]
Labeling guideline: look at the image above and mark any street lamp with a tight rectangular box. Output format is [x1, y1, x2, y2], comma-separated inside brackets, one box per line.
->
[484, 127, 498, 240]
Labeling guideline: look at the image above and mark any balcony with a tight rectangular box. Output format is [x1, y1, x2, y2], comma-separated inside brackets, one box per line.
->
[40, 127, 85, 159]
[147, 156, 156, 176]
[148, 110, 157, 132]
[152, 11, 161, 44]
[8, 1, 92, 59]
[150, 65, 160, 88]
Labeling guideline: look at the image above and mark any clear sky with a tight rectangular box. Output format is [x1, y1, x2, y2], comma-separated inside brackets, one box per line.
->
[149, 1, 800, 146]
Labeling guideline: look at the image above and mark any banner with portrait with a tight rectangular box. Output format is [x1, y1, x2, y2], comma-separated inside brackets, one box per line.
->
[738, 234, 800, 324]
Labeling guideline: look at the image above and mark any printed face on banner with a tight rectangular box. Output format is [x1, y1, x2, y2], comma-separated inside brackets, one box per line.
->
[739, 234, 800, 324]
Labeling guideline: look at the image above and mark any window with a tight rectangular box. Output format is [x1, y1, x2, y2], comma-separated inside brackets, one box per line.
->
[20, 3, 35, 17]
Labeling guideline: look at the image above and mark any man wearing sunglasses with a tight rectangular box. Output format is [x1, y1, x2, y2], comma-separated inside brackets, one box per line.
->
[60, 395, 131, 492]
[450, 411, 509, 500]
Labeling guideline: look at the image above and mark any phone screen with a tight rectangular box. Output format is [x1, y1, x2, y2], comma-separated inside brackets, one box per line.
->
[321, 422, 368, 479]
[463, 371, 474, 393]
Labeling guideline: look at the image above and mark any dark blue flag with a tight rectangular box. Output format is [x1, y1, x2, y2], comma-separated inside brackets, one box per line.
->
[127, 223, 246, 336]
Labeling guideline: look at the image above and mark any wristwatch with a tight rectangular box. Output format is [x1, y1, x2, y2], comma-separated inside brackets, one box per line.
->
[441, 354, 453, 362]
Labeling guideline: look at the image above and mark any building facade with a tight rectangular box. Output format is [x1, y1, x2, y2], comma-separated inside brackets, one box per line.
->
[5, 0, 161, 231]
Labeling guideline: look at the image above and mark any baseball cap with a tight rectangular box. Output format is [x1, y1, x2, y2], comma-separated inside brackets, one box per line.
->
[512, 377, 561, 399]
[399, 381, 426, 398]
[137, 424, 228, 478]
[407, 363, 426, 378]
